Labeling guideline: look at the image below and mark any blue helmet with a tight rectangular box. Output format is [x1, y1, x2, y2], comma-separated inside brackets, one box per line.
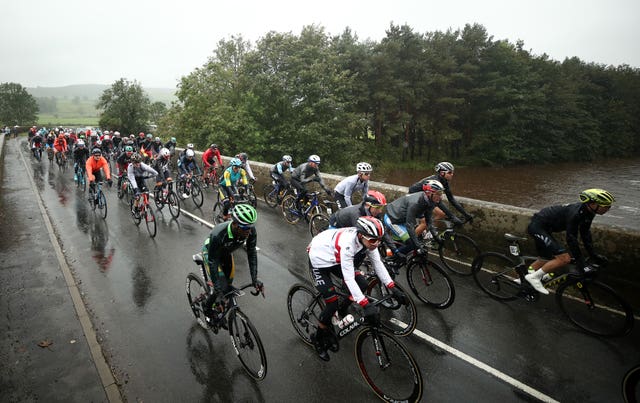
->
[230, 158, 242, 167]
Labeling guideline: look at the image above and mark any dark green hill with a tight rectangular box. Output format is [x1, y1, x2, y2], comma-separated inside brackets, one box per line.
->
[27, 84, 176, 103]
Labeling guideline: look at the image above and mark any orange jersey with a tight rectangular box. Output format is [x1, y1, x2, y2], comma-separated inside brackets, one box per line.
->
[53, 138, 67, 152]
[86, 156, 111, 182]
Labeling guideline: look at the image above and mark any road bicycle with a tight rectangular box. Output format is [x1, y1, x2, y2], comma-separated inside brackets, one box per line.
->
[202, 165, 221, 191]
[471, 233, 634, 337]
[55, 150, 67, 172]
[429, 218, 480, 276]
[262, 181, 294, 208]
[117, 174, 135, 203]
[177, 173, 204, 208]
[212, 188, 252, 224]
[88, 181, 108, 219]
[74, 164, 87, 192]
[46, 146, 54, 164]
[308, 198, 337, 237]
[130, 190, 157, 237]
[382, 237, 456, 309]
[31, 143, 43, 161]
[154, 180, 181, 219]
[281, 191, 327, 224]
[186, 253, 267, 380]
[287, 283, 423, 402]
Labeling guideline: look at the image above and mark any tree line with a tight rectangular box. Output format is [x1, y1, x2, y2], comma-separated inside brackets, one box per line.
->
[157, 23, 639, 171]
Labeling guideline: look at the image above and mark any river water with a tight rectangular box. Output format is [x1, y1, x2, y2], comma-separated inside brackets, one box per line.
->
[380, 157, 640, 232]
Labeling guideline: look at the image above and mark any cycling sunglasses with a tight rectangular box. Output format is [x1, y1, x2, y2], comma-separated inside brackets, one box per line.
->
[362, 235, 382, 245]
[237, 223, 254, 230]
[369, 204, 386, 209]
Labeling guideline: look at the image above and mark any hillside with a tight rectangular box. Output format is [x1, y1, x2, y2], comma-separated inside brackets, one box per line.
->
[27, 84, 177, 104]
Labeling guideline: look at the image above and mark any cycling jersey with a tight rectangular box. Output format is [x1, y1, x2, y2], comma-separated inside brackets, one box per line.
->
[528, 202, 596, 263]
[53, 137, 67, 152]
[152, 157, 172, 182]
[202, 221, 258, 293]
[202, 148, 223, 168]
[220, 166, 248, 188]
[329, 203, 368, 228]
[292, 162, 324, 185]
[127, 162, 158, 191]
[178, 156, 201, 175]
[334, 174, 369, 208]
[86, 156, 111, 183]
[408, 174, 470, 218]
[72, 147, 90, 165]
[308, 227, 393, 305]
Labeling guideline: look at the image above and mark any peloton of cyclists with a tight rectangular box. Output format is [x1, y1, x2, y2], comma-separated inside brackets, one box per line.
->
[333, 162, 372, 209]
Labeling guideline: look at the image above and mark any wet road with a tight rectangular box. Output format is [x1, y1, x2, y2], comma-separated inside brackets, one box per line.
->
[8, 137, 639, 402]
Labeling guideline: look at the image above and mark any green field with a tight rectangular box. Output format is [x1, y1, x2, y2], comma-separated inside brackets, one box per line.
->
[37, 115, 99, 126]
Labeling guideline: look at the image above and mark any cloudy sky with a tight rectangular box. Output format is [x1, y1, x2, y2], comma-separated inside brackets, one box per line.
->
[3, 0, 639, 89]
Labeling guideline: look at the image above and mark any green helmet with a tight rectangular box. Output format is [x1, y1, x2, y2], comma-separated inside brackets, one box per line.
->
[579, 189, 615, 206]
[124, 145, 134, 153]
[231, 204, 257, 226]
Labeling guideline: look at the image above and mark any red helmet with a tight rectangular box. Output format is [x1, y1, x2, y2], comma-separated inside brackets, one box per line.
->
[364, 190, 387, 206]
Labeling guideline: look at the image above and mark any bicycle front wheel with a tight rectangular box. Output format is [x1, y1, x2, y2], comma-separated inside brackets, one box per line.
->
[472, 252, 521, 301]
[144, 207, 157, 238]
[167, 192, 181, 219]
[557, 279, 634, 337]
[212, 202, 226, 224]
[191, 182, 204, 207]
[309, 212, 330, 237]
[263, 184, 279, 208]
[366, 278, 417, 337]
[281, 195, 301, 224]
[98, 191, 108, 219]
[287, 283, 324, 345]
[229, 309, 267, 381]
[186, 273, 209, 330]
[355, 328, 423, 403]
[406, 257, 455, 309]
[438, 232, 480, 276]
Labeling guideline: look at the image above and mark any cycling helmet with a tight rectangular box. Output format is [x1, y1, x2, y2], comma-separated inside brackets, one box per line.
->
[138, 132, 145, 137]
[103, 135, 111, 141]
[170, 137, 176, 143]
[423, 179, 444, 194]
[124, 145, 134, 154]
[236, 152, 248, 162]
[58, 133, 65, 139]
[185, 149, 195, 158]
[308, 154, 321, 164]
[92, 148, 102, 155]
[154, 137, 161, 142]
[210, 143, 218, 149]
[95, 140, 102, 146]
[364, 190, 387, 206]
[113, 131, 120, 136]
[187, 143, 194, 149]
[356, 162, 373, 173]
[230, 157, 242, 167]
[579, 189, 615, 206]
[160, 148, 170, 158]
[146, 133, 153, 139]
[76, 139, 85, 147]
[356, 216, 385, 239]
[282, 155, 292, 162]
[130, 134, 136, 139]
[131, 153, 142, 163]
[435, 161, 454, 172]
[231, 204, 258, 226]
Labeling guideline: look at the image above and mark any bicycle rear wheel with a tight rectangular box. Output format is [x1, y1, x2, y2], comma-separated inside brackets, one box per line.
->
[130, 199, 142, 225]
[438, 232, 480, 276]
[406, 257, 455, 309]
[186, 273, 210, 330]
[191, 182, 204, 207]
[98, 191, 108, 219]
[263, 184, 279, 208]
[472, 252, 521, 301]
[366, 278, 417, 337]
[281, 195, 301, 224]
[229, 309, 267, 380]
[557, 279, 634, 337]
[355, 328, 423, 403]
[287, 283, 324, 345]
[144, 207, 157, 237]
[309, 212, 330, 237]
[167, 192, 181, 218]
[212, 202, 226, 224]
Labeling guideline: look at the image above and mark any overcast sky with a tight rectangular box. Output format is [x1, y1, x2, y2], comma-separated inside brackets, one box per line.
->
[3, 0, 639, 89]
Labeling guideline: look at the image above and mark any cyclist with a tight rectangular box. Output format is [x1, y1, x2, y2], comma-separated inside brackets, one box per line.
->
[152, 148, 173, 192]
[101, 134, 114, 158]
[44, 132, 55, 151]
[72, 140, 90, 181]
[135, 132, 146, 148]
[111, 131, 122, 152]
[177, 143, 195, 169]
[201, 204, 262, 325]
[149, 137, 163, 158]
[219, 157, 249, 219]
[53, 133, 68, 162]
[177, 149, 202, 199]
[235, 152, 255, 182]
[115, 145, 135, 190]
[30, 131, 44, 158]
[291, 154, 331, 207]
[127, 153, 159, 214]
[164, 137, 177, 155]
[307, 216, 406, 361]
[139, 134, 154, 162]
[86, 148, 113, 203]
[408, 161, 472, 239]
[270, 155, 294, 190]
[202, 143, 223, 187]
[333, 162, 372, 209]
[524, 189, 615, 295]
[329, 190, 387, 229]
[384, 180, 460, 260]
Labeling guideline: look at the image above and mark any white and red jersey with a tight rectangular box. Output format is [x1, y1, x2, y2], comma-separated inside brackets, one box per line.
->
[308, 228, 393, 304]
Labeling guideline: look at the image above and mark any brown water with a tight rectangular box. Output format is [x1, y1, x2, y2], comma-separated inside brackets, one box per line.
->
[379, 158, 640, 231]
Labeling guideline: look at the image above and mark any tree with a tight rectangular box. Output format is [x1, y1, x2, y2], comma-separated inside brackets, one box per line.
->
[149, 101, 167, 124]
[96, 78, 150, 133]
[0, 82, 39, 125]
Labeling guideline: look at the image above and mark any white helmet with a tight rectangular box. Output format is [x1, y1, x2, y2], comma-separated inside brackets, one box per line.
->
[160, 148, 170, 158]
[308, 154, 321, 164]
[187, 143, 194, 149]
[186, 149, 195, 157]
[76, 139, 85, 147]
[113, 131, 120, 136]
[283, 155, 292, 162]
[435, 161, 454, 173]
[356, 162, 372, 173]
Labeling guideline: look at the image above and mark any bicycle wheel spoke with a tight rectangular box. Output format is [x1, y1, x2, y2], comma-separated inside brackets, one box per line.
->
[186, 273, 209, 330]
[407, 259, 455, 309]
[472, 252, 521, 301]
[230, 311, 267, 380]
[145, 208, 157, 237]
[287, 284, 323, 345]
[355, 328, 423, 402]
[439, 233, 479, 276]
